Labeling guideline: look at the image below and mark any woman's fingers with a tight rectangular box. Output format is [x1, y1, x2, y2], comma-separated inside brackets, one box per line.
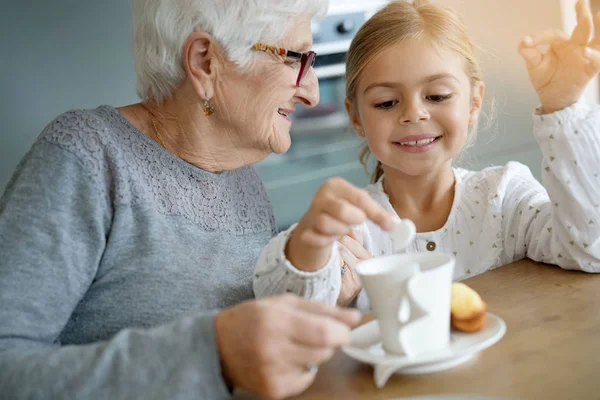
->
[218, 296, 358, 400]
[287, 295, 362, 327]
[282, 372, 319, 400]
[571, 0, 594, 46]
[285, 341, 336, 367]
[288, 312, 354, 348]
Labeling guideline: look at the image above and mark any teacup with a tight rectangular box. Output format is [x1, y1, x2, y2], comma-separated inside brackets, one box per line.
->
[355, 252, 455, 358]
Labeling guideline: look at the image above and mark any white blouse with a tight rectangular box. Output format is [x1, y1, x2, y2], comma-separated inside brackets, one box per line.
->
[253, 101, 600, 312]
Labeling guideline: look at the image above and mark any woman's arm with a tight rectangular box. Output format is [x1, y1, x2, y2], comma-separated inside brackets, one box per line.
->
[0, 140, 231, 399]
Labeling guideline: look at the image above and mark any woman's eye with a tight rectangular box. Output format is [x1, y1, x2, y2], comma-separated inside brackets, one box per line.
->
[427, 94, 453, 102]
[375, 100, 398, 109]
[284, 58, 300, 68]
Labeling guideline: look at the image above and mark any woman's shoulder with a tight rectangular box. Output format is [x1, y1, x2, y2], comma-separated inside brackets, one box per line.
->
[28, 105, 146, 201]
[36, 106, 130, 168]
[40, 105, 121, 138]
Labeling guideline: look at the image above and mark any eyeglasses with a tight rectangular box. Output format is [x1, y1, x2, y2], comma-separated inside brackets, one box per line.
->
[251, 43, 317, 87]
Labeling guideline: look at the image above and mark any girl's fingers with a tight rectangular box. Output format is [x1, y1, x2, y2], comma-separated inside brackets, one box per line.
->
[571, 0, 594, 45]
[347, 229, 363, 246]
[340, 235, 372, 260]
[339, 246, 358, 268]
[526, 29, 570, 47]
[320, 196, 367, 227]
[518, 30, 569, 69]
[325, 179, 394, 231]
[584, 47, 600, 76]
[589, 11, 600, 48]
[298, 229, 336, 248]
[518, 38, 544, 70]
[312, 212, 351, 237]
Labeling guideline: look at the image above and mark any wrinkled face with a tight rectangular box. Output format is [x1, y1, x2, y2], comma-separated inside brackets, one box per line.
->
[217, 16, 320, 156]
[350, 40, 482, 178]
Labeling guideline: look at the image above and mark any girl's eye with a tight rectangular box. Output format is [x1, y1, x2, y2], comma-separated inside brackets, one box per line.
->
[374, 100, 398, 109]
[427, 94, 453, 102]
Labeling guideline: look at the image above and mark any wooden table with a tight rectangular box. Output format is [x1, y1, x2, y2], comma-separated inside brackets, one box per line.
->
[290, 259, 600, 400]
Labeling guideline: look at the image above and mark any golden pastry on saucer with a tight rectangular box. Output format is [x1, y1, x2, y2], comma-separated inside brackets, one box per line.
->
[450, 282, 487, 332]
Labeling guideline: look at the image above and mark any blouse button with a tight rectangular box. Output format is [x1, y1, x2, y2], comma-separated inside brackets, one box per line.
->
[426, 241, 436, 251]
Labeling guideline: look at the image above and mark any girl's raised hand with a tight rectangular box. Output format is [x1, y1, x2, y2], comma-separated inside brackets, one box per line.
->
[519, 0, 600, 113]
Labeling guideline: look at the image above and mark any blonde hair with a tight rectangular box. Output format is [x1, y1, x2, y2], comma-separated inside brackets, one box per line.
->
[346, 0, 484, 183]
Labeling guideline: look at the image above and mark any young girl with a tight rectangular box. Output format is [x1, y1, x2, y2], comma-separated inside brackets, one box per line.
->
[254, 0, 600, 311]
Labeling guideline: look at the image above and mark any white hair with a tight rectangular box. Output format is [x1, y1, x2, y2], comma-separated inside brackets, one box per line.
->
[132, 0, 329, 102]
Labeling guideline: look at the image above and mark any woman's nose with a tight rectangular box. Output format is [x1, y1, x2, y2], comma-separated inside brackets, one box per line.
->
[295, 69, 320, 108]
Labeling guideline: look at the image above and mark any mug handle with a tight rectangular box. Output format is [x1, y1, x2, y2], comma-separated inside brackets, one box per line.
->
[395, 270, 428, 357]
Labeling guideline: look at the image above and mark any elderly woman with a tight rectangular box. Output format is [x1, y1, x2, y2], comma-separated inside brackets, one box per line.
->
[0, 1, 394, 399]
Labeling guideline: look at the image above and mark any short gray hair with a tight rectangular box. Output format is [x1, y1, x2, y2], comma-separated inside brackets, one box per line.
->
[132, 0, 329, 102]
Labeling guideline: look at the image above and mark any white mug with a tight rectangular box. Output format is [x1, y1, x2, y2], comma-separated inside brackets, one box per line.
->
[355, 252, 455, 358]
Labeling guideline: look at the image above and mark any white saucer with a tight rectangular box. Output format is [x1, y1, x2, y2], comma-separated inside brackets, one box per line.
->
[342, 312, 506, 387]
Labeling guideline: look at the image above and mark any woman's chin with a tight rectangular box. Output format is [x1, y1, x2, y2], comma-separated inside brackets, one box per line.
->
[269, 127, 292, 155]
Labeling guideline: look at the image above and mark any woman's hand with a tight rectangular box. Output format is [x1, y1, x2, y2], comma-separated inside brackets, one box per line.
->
[337, 230, 372, 307]
[215, 294, 361, 400]
[518, 0, 600, 113]
[285, 177, 393, 272]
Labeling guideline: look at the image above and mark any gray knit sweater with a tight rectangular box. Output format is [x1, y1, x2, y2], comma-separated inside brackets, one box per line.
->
[0, 106, 276, 399]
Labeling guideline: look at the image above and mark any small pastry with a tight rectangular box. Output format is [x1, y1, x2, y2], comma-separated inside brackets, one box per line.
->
[450, 282, 487, 332]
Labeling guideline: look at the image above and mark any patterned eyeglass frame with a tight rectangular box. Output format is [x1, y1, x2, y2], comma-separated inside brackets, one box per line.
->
[251, 43, 317, 87]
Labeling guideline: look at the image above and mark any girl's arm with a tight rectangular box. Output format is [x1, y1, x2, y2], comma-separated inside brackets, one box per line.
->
[501, 102, 600, 271]
[253, 224, 343, 304]
[253, 221, 376, 305]
[505, 0, 600, 271]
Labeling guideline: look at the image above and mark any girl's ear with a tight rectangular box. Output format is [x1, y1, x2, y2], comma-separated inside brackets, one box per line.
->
[345, 98, 366, 137]
[469, 82, 485, 126]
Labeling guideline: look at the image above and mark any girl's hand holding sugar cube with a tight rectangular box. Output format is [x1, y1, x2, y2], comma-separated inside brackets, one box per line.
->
[285, 177, 395, 273]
